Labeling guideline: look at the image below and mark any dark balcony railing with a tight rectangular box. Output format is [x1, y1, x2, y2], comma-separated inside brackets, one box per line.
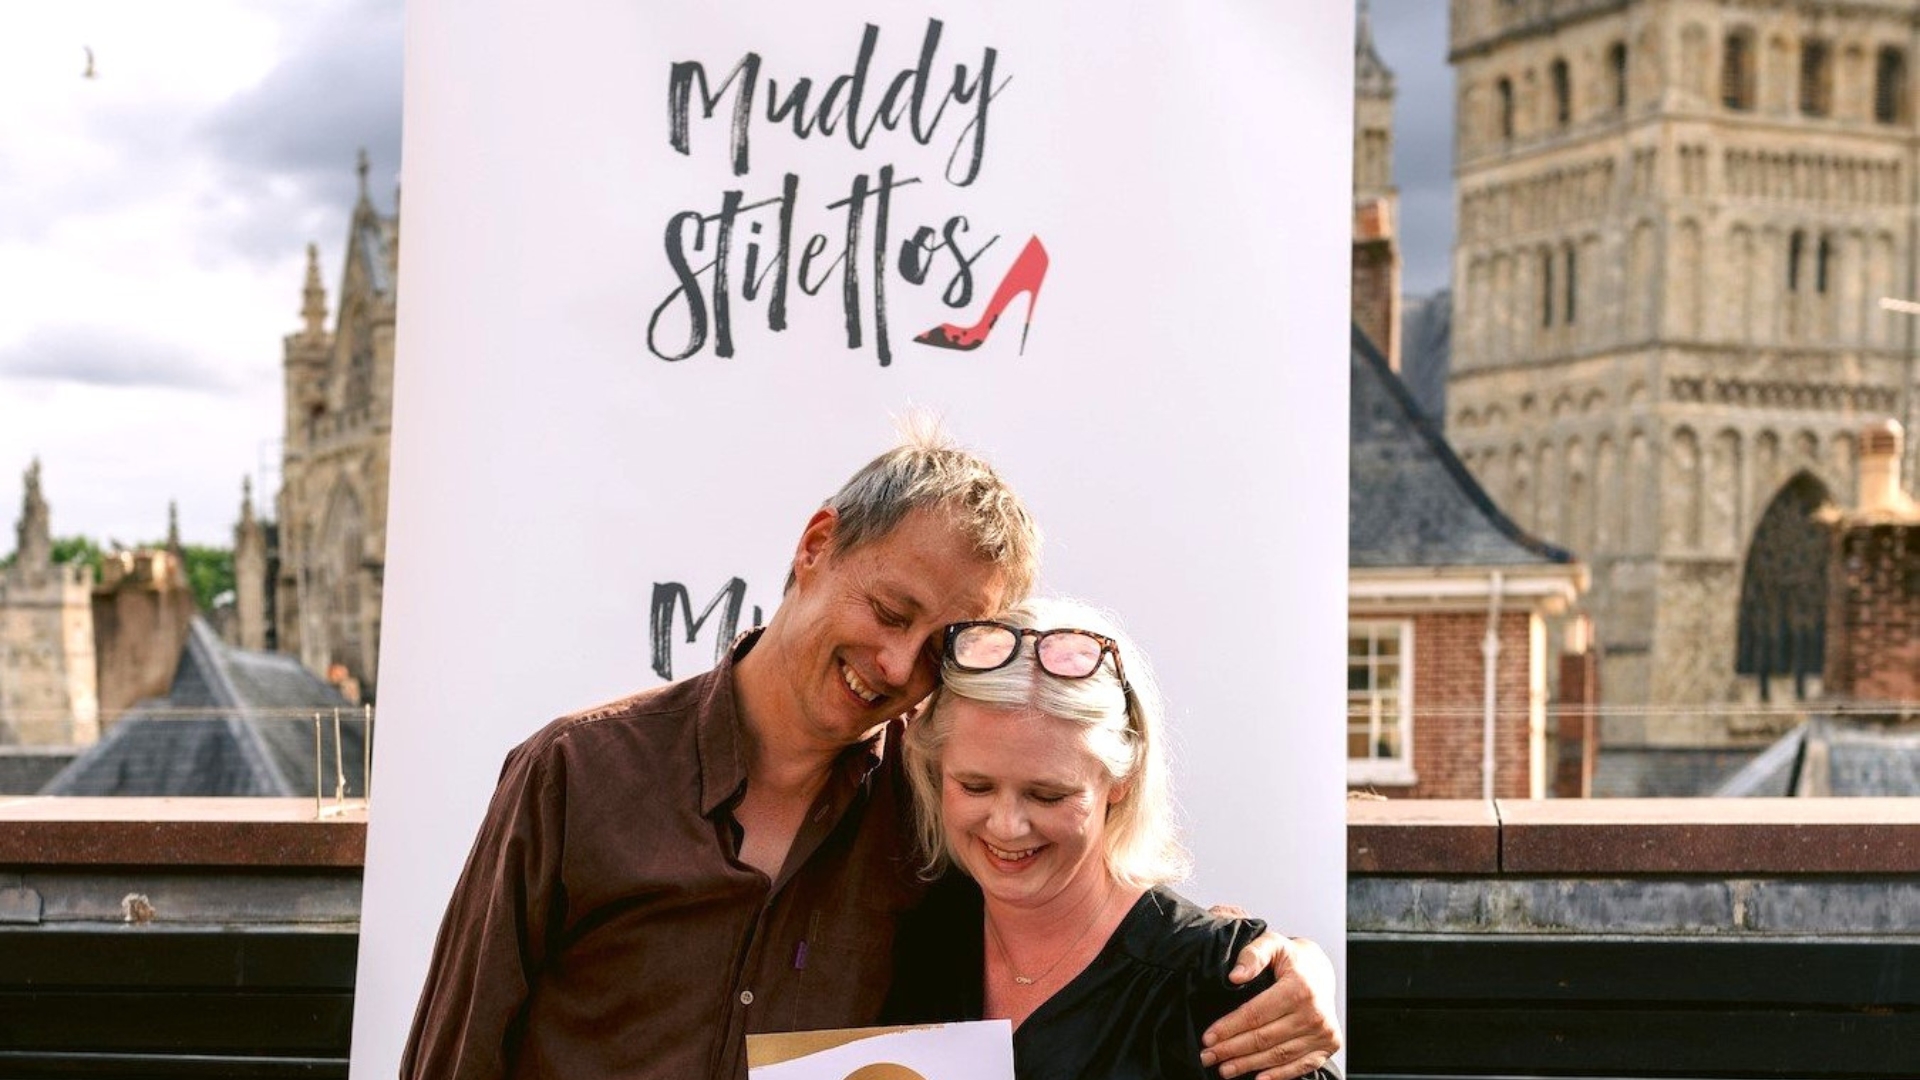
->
[0, 799, 364, 1079]
[4, 797, 1919, 1077]
[1349, 798, 1920, 1079]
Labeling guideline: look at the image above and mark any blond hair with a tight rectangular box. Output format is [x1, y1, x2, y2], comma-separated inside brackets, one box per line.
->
[902, 597, 1190, 888]
[791, 414, 1041, 599]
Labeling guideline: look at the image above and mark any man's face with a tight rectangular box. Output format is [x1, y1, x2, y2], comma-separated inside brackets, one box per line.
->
[775, 507, 1008, 750]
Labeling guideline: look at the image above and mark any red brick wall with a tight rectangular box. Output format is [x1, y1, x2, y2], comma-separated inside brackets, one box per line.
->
[1350, 609, 1538, 800]
[1554, 648, 1598, 798]
[1824, 522, 1920, 703]
[1351, 234, 1398, 368]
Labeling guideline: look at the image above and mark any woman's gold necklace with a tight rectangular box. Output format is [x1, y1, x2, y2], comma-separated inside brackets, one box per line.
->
[985, 880, 1117, 987]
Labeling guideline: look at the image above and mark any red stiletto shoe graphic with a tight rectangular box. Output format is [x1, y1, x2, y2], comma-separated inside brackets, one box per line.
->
[914, 236, 1049, 353]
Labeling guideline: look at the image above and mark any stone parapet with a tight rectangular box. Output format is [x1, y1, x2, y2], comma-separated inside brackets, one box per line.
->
[1451, 0, 1631, 61]
[1350, 797, 1920, 934]
[1349, 796, 1920, 1076]
[0, 797, 366, 870]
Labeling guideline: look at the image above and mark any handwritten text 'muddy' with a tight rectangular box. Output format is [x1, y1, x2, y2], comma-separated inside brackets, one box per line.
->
[667, 19, 1003, 187]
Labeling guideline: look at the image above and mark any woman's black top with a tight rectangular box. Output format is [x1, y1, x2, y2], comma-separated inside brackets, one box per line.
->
[883, 874, 1337, 1080]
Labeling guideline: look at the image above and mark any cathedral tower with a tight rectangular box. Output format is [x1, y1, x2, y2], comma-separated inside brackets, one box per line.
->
[275, 152, 397, 701]
[1446, 0, 1920, 730]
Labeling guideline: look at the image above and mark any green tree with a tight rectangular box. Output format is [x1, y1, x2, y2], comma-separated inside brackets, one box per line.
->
[50, 535, 107, 578]
[0, 534, 107, 576]
[2, 533, 233, 612]
[177, 544, 235, 613]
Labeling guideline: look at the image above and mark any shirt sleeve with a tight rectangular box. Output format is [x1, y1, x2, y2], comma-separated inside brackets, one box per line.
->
[1184, 915, 1343, 1080]
[400, 733, 571, 1080]
[1184, 914, 1277, 1042]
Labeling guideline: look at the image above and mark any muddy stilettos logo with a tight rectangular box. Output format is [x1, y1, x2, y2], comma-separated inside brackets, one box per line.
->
[651, 19, 1047, 366]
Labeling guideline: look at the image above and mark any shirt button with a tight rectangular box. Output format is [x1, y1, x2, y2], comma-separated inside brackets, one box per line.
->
[739, 990, 755, 1006]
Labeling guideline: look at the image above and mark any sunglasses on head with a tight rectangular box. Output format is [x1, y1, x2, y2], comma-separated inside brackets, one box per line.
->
[942, 620, 1131, 693]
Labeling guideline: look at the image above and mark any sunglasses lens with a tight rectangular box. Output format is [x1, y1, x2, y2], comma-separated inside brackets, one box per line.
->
[1037, 631, 1104, 678]
[950, 623, 1019, 670]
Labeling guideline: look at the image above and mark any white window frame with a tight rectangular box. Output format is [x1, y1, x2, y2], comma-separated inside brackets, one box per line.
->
[1347, 618, 1417, 786]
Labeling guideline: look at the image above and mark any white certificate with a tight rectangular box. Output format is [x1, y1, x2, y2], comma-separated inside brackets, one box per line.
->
[748, 1022, 1014, 1080]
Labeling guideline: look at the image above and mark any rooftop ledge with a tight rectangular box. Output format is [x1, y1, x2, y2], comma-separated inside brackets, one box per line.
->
[1348, 797, 1920, 876]
[0, 797, 366, 868]
[4, 796, 1918, 876]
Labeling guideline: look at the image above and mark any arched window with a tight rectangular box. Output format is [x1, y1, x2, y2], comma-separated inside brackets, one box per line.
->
[1788, 229, 1805, 292]
[1723, 30, 1755, 110]
[1609, 42, 1629, 112]
[1816, 233, 1832, 295]
[1541, 248, 1556, 327]
[1800, 39, 1832, 117]
[1736, 475, 1834, 702]
[1875, 46, 1907, 124]
[1550, 58, 1571, 127]
[1564, 243, 1578, 324]
[1497, 77, 1515, 141]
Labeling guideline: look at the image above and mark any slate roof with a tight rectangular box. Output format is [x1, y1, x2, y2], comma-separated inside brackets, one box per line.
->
[41, 617, 364, 797]
[1716, 717, 1920, 796]
[1709, 727, 1803, 797]
[0, 747, 78, 796]
[1399, 288, 1451, 424]
[1350, 327, 1573, 568]
[1593, 746, 1765, 797]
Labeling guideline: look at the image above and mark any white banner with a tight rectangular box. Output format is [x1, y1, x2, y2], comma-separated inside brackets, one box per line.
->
[356, 2, 1351, 1073]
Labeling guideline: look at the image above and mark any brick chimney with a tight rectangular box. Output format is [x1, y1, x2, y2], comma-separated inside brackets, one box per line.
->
[1821, 421, 1920, 706]
[1856, 420, 1916, 517]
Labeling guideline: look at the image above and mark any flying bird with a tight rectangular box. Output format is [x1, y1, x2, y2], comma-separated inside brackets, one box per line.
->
[83, 46, 96, 79]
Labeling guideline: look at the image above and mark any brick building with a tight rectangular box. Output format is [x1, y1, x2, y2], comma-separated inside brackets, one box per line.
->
[1823, 419, 1920, 706]
[1350, 329, 1589, 799]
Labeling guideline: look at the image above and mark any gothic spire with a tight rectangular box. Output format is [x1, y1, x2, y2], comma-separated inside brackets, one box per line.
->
[240, 476, 256, 529]
[14, 458, 51, 575]
[302, 242, 328, 337]
[356, 146, 371, 204]
[166, 499, 182, 558]
[1355, 0, 1395, 100]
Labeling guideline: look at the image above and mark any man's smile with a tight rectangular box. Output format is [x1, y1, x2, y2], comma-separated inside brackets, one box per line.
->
[840, 662, 883, 705]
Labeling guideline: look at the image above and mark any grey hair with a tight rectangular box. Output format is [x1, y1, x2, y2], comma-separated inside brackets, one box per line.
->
[902, 597, 1190, 888]
[786, 414, 1041, 600]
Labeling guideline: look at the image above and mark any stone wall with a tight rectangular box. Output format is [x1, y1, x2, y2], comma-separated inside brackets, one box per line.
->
[1446, 0, 1920, 708]
[1349, 795, 1920, 1074]
[91, 550, 195, 725]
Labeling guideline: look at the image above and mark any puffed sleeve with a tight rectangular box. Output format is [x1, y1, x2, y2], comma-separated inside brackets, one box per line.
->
[1185, 915, 1343, 1080]
[400, 733, 571, 1080]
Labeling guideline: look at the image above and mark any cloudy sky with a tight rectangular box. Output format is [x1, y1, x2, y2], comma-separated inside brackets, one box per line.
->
[0, 0, 402, 548]
[0, 3, 1451, 551]
[1370, 1, 1454, 297]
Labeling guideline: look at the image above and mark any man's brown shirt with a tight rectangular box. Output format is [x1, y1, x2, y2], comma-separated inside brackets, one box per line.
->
[403, 635, 924, 1079]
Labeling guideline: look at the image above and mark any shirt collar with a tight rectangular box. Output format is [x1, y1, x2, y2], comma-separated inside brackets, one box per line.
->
[696, 628, 892, 817]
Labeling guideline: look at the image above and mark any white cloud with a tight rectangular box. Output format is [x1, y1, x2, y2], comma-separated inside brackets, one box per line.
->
[0, 324, 236, 390]
[0, 0, 401, 547]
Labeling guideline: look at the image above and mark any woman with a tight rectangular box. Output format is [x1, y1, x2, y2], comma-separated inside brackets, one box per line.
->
[884, 598, 1337, 1080]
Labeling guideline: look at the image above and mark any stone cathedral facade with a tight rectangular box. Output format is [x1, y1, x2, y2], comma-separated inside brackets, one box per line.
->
[1445, 0, 1920, 729]
[255, 155, 396, 702]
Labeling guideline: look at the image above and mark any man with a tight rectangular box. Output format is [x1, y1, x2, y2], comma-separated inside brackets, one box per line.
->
[404, 433, 1340, 1079]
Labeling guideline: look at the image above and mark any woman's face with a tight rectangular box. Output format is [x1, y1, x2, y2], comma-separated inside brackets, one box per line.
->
[938, 697, 1121, 909]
